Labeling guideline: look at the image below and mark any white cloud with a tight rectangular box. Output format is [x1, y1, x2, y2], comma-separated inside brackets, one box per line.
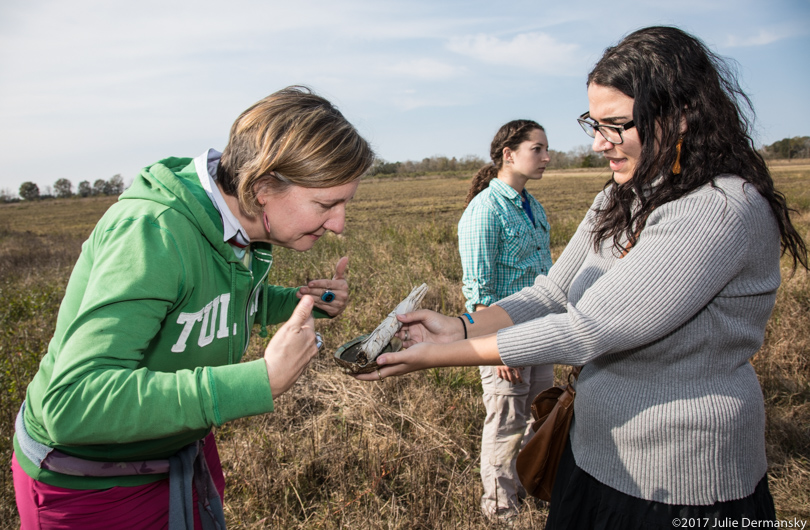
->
[447, 32, 583, 75]
[722, 19, 810, 48]
[1, 0, 808, 192]
[384, 88, 474, 111]
[384, 58, 466, 79]
[724, 29, 784, 47]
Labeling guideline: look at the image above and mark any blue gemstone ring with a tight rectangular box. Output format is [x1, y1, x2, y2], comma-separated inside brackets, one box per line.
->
[321, 290, 335, 303]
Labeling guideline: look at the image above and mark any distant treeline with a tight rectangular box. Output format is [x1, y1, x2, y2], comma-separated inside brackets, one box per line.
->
[368, 145, 609, 178]
[2, 175, 125, 203]
[759, 136, 810, 160]
[3, 136, 808, 202]
[368, 136, 810, 179]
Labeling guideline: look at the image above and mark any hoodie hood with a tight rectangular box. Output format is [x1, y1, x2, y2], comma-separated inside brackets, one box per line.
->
[120, 156, 241, 264]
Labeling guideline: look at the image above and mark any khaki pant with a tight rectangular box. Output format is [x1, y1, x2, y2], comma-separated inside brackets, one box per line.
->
[479, 364, 554, 518]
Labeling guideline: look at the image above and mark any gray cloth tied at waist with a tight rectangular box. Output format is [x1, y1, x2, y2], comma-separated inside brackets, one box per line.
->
[16, 402, 226, 530]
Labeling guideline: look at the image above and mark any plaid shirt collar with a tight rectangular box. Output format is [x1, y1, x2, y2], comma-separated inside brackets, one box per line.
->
[488, 178, 523, 207]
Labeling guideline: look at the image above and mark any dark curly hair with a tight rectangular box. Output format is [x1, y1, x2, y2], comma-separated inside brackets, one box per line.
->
[588, 26, 807, 270]
[465, 120, 544, 206]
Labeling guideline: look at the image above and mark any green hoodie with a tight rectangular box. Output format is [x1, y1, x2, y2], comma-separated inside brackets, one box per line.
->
[15, 156, 322, 489]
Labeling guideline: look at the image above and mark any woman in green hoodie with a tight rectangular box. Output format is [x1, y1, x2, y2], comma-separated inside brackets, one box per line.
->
[13, 86, 374, 529]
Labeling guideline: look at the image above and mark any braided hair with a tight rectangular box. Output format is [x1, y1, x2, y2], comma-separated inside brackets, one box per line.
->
[465, 120, 544, 206]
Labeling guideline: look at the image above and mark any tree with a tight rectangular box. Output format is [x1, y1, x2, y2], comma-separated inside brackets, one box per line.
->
[581, 152, 608, 168]
[89, 175, 126, 196]
[548, 149, 574, 169]
[54, 178, 73, 198]
[78, 180, 92, 197]
[1, 188, 18, 203]
[760, 136, 810, 160]
[92, 179, 107, 196]
[19, 181, 40, 201]
[459, 155, 485, 170]
[369, 159, 401, 176]
[107, 174, 125, 195]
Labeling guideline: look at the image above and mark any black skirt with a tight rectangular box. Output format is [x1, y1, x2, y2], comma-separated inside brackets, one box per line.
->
[546, 439, 776, 530]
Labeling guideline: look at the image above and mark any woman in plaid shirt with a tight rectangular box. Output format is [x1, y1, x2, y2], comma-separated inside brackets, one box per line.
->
[457, 120, 554, 523]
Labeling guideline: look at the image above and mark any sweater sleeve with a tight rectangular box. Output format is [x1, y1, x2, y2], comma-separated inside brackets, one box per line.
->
[494, 192, 602, 322]
[37, 216, 272, 445]
[497, 188, 751, 368]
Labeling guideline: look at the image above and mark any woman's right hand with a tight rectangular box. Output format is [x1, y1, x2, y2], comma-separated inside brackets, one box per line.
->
[263, 295, 318, 398]
[496, 366, 524, 384]
[395, 310, 464, 347]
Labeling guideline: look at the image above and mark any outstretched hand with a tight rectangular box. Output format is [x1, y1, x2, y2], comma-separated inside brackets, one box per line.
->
[297, 256, 349, 317]
[264, 295, 319, 398]
[395, 309, 464, 348]
[353, 341, 436, 381]
[354, 319, 504, 382]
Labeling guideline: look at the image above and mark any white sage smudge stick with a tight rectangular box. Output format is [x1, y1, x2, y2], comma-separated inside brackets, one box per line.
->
[357, 283, 428, 364]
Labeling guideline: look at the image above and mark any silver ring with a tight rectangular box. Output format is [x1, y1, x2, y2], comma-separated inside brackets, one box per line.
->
[321, 290, 335, 303]
[315, 332, 323, 350]
[376, 369, 384, 381]
[403, 330, 410, 342]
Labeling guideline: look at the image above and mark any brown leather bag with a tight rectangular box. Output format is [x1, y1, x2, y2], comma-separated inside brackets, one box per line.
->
[515, 366, 580, 501]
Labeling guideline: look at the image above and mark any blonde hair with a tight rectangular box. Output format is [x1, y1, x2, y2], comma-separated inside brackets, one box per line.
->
[218, 86, 374, 216]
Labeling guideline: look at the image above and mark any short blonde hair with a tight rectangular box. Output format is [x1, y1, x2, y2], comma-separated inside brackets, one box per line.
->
[218, 86, 374, 216]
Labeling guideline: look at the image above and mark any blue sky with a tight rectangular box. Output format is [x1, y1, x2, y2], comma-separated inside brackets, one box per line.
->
[1, 0, 808, 195]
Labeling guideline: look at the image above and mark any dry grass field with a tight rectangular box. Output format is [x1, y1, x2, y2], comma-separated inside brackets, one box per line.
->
[1, 163, 808, 529]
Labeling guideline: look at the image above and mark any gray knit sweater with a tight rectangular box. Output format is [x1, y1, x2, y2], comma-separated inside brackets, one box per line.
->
[495, 175, 781, 505]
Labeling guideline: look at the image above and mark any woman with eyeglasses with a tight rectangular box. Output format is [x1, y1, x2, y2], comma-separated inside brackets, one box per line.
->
[13, 86, 373, 529]
[356, 26, 808, 528]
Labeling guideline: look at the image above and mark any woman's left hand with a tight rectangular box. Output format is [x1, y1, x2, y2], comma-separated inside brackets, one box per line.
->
[297, 256, 349, 317]
[354, 334, 502, 382]
[353, 342, 435, 381]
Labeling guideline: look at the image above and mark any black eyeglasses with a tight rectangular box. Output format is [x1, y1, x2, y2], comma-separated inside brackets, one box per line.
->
[577, 112, 635, 145]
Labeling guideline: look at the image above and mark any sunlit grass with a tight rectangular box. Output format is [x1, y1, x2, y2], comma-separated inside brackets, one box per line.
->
[1, 165, 807, 528]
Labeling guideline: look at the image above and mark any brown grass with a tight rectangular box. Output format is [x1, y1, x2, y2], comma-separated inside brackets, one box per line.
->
[0, 166, 807, 528]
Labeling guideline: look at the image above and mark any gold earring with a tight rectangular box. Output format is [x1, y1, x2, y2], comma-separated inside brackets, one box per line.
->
[673, 138, 683, 175]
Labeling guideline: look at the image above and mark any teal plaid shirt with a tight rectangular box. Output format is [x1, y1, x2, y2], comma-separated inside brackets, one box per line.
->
[458, 178, 553, 312]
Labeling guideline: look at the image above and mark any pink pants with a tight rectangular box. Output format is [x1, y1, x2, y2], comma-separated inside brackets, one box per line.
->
[12, 433, 226, 530]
